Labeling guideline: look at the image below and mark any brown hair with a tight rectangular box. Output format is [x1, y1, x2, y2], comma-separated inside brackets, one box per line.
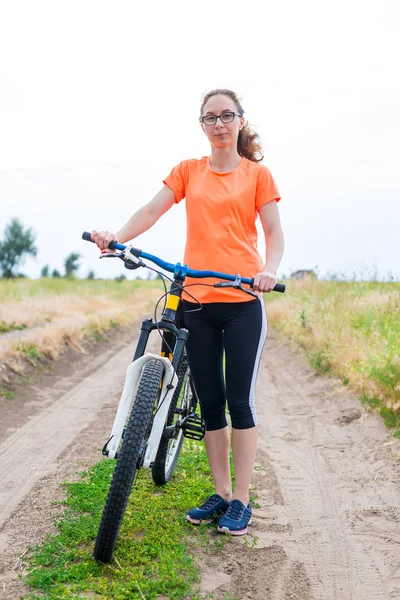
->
[200, 88, 264, 163]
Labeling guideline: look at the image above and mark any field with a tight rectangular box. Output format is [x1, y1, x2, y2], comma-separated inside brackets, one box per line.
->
[264, 279, 400, 435]
[1, 276, 400, 599]
[1, 276, 399, 435]
[0, 278, 163, 385]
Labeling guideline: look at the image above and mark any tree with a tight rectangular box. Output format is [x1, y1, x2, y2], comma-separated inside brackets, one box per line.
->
[0, 218, 37, 278]
[64, 252, 81, 277]
[87, 270, 95, 280]
[41, 265, 49, 278]
[52, 269, 61, 278]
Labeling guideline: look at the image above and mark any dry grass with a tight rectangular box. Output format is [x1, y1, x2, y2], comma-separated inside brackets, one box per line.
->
[0, 279, 163, 384]
[0, 278, 162, 327]
[264, 279, 400, 434]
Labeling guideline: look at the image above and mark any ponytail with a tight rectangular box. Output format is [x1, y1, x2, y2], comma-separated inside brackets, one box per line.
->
[238, 123, 264, 163]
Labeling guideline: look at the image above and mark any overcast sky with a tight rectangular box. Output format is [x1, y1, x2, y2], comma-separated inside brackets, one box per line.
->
[0, 0, 399, 281]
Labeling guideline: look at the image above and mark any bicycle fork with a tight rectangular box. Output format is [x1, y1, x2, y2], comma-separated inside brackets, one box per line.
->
[102, 354, 178, 462]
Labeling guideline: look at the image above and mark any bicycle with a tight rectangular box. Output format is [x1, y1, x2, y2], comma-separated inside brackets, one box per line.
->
[82, 231, 285, 562]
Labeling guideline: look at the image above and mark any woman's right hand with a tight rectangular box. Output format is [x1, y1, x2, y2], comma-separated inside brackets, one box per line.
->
[91, 230, 118, 252]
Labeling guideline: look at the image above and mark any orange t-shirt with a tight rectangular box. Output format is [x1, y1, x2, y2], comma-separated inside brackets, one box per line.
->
[163, 156, 280, 303]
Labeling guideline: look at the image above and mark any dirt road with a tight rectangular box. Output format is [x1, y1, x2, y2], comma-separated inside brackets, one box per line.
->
[0, 324, 399, 599]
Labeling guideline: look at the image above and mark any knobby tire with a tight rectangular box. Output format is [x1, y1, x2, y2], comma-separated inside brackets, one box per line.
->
[93, 359, 164, 563]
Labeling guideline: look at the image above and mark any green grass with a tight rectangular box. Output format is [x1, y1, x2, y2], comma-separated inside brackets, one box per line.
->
[0, 320, 27, 333]
[361, 392, 400, 438]
[17, 342, 46, 365]
[0, 387, 16, 399]
[22, 441, 216, 600]
[0, 277, 163, 303]
[88, 325, 105, 342]
[309, 349, 332, 374]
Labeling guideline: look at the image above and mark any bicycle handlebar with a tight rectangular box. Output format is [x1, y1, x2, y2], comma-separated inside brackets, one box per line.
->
[82, 231, 285, 293]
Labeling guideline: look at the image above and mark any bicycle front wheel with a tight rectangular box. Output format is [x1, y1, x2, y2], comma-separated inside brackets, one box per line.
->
[152, 357, 191, 485]
[94, 359, 164, 563]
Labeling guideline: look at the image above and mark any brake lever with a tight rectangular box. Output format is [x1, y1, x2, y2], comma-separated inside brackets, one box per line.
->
[235, 284, 258, 299]
[214, 274, 258, 299]
[99, 248, 146, 271]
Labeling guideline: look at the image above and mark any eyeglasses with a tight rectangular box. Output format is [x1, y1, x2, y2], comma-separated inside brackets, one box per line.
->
[200, 111, 242, 126]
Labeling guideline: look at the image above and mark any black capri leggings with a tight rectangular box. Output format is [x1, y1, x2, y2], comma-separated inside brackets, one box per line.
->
[181, 298, 267, 431]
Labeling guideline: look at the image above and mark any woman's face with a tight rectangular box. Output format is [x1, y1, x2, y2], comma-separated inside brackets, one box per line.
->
[201, 94, 244, 149]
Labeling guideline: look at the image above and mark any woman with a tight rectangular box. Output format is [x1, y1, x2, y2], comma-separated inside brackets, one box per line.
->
[92, 88, 284, 536]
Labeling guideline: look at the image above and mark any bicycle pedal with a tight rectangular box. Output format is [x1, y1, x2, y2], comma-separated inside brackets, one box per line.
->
[182, 414, 205, 441]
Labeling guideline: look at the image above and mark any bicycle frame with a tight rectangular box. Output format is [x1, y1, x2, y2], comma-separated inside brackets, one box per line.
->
[82, 231, 285, 462]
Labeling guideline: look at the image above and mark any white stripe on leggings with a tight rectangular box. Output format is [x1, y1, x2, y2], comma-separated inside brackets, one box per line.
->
[249, 297, 268, 425]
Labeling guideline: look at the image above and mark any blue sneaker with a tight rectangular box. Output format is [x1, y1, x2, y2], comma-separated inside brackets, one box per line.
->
[217, 499, 252, 535]
[185, 494, 230, 525]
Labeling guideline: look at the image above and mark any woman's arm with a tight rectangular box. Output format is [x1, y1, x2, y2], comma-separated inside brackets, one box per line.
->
[253, 201, 285, 293]
[92, 185, 176, 250]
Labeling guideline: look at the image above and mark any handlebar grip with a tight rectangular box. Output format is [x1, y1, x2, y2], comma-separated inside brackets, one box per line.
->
[82, 231, 118, 250]
[249, 278, 286, 293]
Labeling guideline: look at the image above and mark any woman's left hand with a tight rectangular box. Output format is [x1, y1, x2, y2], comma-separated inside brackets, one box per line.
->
[252, 270, 277, 293]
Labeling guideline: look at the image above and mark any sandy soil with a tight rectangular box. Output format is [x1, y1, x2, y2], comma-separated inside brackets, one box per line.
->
[0, 320, 399, 600]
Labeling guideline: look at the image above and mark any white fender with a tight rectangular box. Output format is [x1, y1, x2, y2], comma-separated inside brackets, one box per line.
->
[105, 353, 177, 460]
